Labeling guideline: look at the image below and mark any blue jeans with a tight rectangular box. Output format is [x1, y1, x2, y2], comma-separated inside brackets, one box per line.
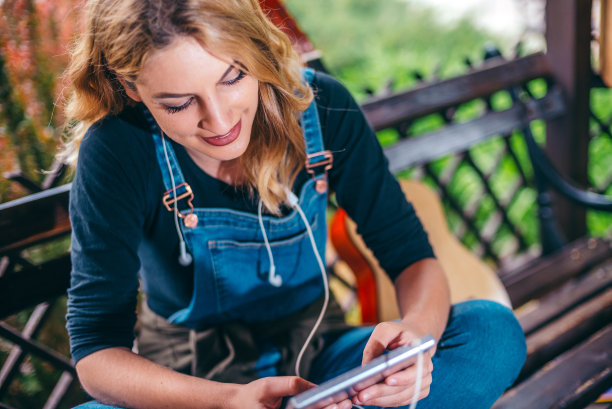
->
[75, 299, 526, 409]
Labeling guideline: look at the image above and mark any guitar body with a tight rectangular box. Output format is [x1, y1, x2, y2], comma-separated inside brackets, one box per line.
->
[329, 179, 511, 324]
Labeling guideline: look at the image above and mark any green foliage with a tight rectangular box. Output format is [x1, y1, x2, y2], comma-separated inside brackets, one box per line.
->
[285, 0, 507, 99]
[588, 87, 612, 236]
[0, 0, 78, 202]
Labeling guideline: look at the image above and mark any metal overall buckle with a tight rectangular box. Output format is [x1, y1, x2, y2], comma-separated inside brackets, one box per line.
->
[162, 182, 199, 228]
[306, 150, 333, 193]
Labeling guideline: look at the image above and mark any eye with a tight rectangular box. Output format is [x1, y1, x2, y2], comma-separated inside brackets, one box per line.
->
[221, 69, 246, 86]
[164, 97, 193, 114]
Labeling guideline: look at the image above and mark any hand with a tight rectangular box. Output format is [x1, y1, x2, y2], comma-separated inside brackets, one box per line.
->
[230, 376, 352, 409]
[353, 321, 434, 407]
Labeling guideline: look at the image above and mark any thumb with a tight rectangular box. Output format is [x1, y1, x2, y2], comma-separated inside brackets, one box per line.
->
[362, 324, 403, 365]
[264, 376, 315, 397]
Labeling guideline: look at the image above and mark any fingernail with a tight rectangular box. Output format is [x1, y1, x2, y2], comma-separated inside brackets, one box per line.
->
[361, 393, 370, 401]
[387, 377, 397, 385]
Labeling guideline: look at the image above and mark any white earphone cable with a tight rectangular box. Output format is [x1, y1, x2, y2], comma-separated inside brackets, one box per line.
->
[285, 188, 423, 408]
[293, 200, 329, 379]
[408, 347, 424, 409]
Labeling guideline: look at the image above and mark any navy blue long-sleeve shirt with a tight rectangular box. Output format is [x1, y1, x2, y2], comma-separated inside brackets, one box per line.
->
[66, 71, 435, 364]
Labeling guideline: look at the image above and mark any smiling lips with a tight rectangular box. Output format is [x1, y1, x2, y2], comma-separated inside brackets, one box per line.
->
[201, 120, 242, 147]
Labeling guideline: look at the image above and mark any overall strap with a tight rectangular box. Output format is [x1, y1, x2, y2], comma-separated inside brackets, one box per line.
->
[145, 106, 196, 224]
[151, 132, 188, 194]
[300, 67, 332, 194]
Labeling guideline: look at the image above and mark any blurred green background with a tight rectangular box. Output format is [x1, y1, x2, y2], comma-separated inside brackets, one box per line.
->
[285, 0, 516, 100]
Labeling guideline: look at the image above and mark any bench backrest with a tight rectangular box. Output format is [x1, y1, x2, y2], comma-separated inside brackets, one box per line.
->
[362, 52, 564, 270]
[0, 184, 77, 409]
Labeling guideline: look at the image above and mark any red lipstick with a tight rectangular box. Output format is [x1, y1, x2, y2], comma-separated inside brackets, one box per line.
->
[201, 120, 242, 147]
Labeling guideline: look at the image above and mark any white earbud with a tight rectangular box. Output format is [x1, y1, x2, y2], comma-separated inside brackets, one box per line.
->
[258, 199, 283, 287]
[284, 187, 299, 208]
[178, 240, 193, 267]
[268, 266, 283, 287]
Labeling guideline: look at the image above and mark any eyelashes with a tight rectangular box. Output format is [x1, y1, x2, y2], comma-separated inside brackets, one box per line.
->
[165, 97, 194, 114]
[222, 69, 246, 86]
[163, 69, 246, 115]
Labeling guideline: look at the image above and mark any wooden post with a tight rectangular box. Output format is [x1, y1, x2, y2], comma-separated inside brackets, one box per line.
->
[544, 0, 593, 242]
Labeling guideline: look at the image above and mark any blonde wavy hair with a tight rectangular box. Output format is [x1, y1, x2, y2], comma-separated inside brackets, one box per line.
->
[63, 0, 312, 214]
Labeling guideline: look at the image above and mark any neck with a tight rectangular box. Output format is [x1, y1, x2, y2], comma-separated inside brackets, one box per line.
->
[185, 147, 244, 185]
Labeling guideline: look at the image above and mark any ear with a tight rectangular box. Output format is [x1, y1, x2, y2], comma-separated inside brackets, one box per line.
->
[118, 77, 142, 102]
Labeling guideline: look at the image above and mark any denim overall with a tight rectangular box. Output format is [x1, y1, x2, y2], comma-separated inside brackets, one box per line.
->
[151, 68, 329, 329]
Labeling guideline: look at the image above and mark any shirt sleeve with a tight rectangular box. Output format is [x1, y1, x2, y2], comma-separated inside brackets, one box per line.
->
[66, 117, 152, 363]
[313, 72, 435, 281]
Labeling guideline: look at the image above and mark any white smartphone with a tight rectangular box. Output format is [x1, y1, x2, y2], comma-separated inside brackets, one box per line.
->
[286, 334, 435, 409]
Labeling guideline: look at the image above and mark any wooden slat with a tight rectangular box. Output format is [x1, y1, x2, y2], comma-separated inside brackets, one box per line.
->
[0, 323, 75, 374]
[492, 325, 612, 409]
[383, 87, 566, 173]
[520, 287, 612, 381]
[362, 53, 551, 131]
[518, 259, 612, 335]
[0, 184, 71, 253]
[43, 372, 74, 409]
[0, 303, 51, 396]
[0, 254, 71, 319]
[501, 237, 612, 307]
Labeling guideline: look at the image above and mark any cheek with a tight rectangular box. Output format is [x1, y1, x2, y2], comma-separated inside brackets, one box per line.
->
[154, 114, 195, 138]
[239, 79, 260, 113]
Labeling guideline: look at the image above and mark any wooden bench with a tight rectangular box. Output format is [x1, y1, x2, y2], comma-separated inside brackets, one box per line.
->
[1, 52, 611, 408]
[328, 51, 612, 409]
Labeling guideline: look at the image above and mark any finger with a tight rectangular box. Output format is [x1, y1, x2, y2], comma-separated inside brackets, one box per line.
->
[385, 357, 434, 386]
[361, 323, 404, 364]
[263, 376, 315, 397]
[359, 386, 432, 408]
[354, 372, 433, 407]
[321, 399, 353, 409]
[336, 399, 353, 409]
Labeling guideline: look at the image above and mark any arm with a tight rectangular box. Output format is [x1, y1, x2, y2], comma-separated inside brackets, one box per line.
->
[361, 258, 450, 355]
[394, 258, 450, 344]
[311, 73, 448, 406]
[354, 259, 450, 407]
[76, 348, 234, 409]
[361, 258, 450, 363]
[77, 348, 316, 409]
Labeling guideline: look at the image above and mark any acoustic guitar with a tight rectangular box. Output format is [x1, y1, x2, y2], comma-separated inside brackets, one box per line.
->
[329, 179, 512, 324]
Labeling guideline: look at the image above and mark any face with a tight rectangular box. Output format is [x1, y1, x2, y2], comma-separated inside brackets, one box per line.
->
[123, 36, 259, 175]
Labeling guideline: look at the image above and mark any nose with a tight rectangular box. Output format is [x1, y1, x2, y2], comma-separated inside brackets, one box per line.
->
[197, 97, 234, 136]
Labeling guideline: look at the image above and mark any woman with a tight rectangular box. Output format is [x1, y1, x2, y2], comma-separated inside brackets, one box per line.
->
[64, 0, 526, 408]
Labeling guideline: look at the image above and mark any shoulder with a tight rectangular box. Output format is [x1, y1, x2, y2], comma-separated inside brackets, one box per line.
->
[304, 71, 370, 152]
[79, 106, 154, 167]
[310, 70, 357, 111]
[75, 106, 159, 205]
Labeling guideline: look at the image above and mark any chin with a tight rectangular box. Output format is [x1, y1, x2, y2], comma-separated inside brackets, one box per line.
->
[210, 141, 250, 162]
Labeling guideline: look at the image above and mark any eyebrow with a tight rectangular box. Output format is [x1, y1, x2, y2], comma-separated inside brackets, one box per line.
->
[152, 64, 236, 100]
